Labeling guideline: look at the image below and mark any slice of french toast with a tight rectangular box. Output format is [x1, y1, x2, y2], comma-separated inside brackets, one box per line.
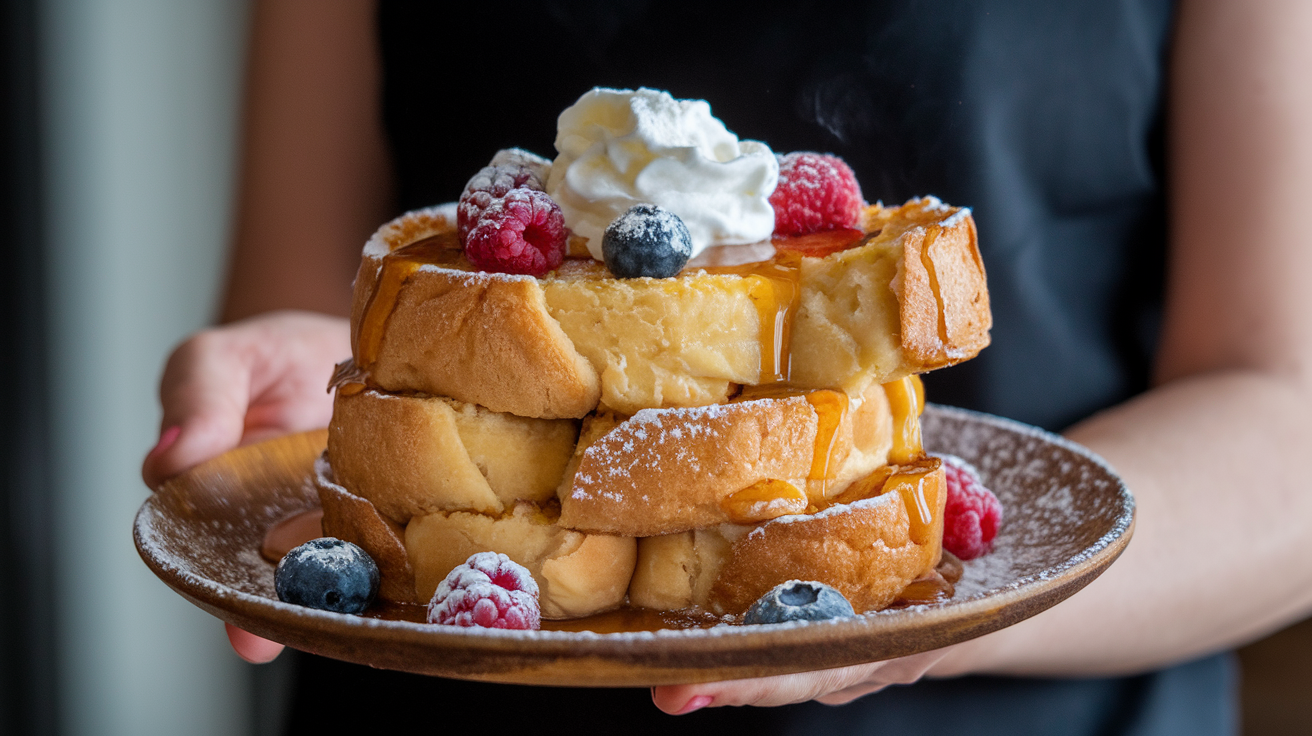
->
[327, 380, 894, 535]
[556, 379, 895, 536]
[627, 458, 945, 615]
[348, 197, 989, 418]
[327, 388, 578, 523]
[315, 452, 636, 619]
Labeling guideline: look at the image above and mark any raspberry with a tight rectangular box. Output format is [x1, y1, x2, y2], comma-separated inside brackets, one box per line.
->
[464, 188, 567, 276]
[939, 454, 1002, 560]
[769, 152, 864, 236]
[457, 164, 544, 241]
[489, 147, 551, 184]
[427, 552, 540, 630]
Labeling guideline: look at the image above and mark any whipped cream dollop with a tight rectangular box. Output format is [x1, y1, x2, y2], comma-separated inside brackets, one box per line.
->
[546, 88, 778, 260]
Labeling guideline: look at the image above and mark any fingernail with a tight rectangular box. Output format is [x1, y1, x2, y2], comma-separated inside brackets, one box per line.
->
[677, 695, 714, 715]
[150, 425, 181, 457]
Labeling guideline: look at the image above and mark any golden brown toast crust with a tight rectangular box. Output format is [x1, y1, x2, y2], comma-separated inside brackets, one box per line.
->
[354, 254, 602, 419]
[886, 203, 991, 366]
[557, 380, 894, 537]
[711, 461, 946, 614]
[350, 198, 990, 419]
[628, 459, 946, 615]
[326, 388, 578, 523]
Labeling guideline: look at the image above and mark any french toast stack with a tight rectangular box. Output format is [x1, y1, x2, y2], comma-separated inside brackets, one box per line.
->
[318, 195, 990, 619]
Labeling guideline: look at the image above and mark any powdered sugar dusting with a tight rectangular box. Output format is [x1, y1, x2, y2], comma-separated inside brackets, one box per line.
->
[916, 195, 950, 213]
[607, 205, 693, 257]
[746, 489, 899, 539]
[569, 401, 792, 500]
[920, 405, 1133, 601]
[363, 203, 458, 258]
[940, 207, 972, 228]
[414, 262, 532, 283]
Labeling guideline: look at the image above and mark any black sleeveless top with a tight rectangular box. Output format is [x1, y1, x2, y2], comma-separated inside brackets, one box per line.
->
[285, 2, 1237, 734]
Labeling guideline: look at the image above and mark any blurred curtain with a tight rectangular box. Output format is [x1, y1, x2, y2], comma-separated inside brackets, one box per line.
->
[2, 1, 259, 735]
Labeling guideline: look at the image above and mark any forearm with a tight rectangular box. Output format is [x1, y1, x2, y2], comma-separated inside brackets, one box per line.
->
[222, 0, 390, 322]
[935, 368, 1312, 677]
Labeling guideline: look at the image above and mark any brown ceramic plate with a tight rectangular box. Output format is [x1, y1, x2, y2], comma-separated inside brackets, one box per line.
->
[134, 405, 1133, 687]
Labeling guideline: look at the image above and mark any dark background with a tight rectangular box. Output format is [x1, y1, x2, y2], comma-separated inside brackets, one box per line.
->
[1, 0, 58, 734]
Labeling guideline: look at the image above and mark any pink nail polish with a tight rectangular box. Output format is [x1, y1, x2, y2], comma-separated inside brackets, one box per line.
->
[677, 695, 714, 715]
[151, 425, 181, 456]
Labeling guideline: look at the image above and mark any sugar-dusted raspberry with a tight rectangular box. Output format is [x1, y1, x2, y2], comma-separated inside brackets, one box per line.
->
[464, 188, 567, 276]
[457, 164, 545, 241]
[489, 147, 551, 184]
[938, 454, 1002, 560]
[427, 552, 540, 630]
[769, 152, 864, 236]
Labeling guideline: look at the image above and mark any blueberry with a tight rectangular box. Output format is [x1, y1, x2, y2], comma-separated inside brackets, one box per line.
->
[275, 537, 379, 614]
[742, 580, 855, 625]
[601, 204, 693, 278]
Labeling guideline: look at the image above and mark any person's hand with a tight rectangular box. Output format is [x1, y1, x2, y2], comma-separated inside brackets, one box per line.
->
[142, 310, 350, 489]
[142, 310, 350, 664]
[225, 623, 289, 664]
[651, 648, 955, 713]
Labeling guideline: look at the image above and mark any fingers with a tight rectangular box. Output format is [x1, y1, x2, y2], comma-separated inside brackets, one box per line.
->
[238, 312, 349, 439]
[142, 330, 252, 489]
[652, 663, 886, 713]
[651, 648, 956, 713]
[140, 311, 350, 489]
[225, 623, 285, 664]
[813, 649, 952, 705]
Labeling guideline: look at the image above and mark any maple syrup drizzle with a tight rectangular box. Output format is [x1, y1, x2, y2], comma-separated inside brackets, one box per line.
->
[888, 573, 953, 607]
[772, 228, 868, 258]
[721, 479, 809, 523]
[702, 250, 803, 383]
[327, 358, 368, 396]
[883, 375, 926, 464]
[695, 230, 866, 384]
[918, 224, 950, 345]
[735, 385, 850, 496]
[888, 552, 962, 608]
[885, 464, 937, 545]
[355, 232, 464, 369]
[804, 390, 850, 495]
